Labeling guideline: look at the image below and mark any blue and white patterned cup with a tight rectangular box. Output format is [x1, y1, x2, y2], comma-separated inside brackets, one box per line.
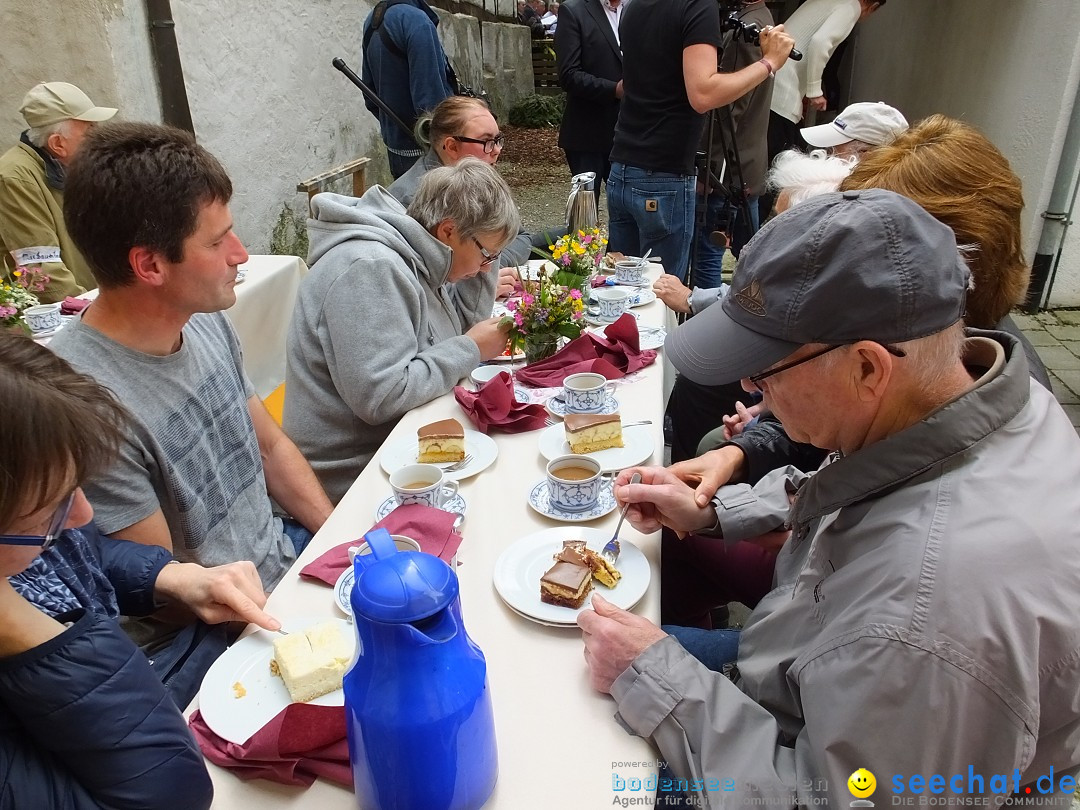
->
[614, 259, 646, 285]
[592, 287, 630, 321]
[23, 303, 62, 334]
[389, 464, 459, 508]
[546, 455, 602, 512]
[563, 372, 615, 414]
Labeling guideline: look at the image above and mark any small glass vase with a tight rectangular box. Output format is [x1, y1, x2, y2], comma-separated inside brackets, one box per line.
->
[524, 333, 559, 364]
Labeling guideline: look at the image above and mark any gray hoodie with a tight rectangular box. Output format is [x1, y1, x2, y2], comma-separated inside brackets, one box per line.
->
[283, 186, 493, 503]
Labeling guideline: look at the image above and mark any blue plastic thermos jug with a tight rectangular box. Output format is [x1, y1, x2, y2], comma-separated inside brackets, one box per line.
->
[344, 528, 498, 810]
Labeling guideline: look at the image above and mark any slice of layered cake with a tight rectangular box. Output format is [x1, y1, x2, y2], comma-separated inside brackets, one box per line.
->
[561, 540, 622, 588]
[418, 418, 465, 462]
[539, 556, 593, 608]
[564, 412, 623, 454]
[271, 621, 352, 703]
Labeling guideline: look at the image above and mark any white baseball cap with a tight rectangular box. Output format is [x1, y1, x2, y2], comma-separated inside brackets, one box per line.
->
[801, 102, 909, 149]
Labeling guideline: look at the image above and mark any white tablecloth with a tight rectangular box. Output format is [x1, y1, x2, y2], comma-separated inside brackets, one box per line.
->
[61, 254, 307, 400]
[190, 265, 670, 808]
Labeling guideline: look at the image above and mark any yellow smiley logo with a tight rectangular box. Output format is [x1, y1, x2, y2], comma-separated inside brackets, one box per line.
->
[848, 768, 876, 798]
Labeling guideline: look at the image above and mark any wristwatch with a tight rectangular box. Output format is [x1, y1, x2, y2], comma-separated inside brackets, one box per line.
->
[685, 292, 694, 315]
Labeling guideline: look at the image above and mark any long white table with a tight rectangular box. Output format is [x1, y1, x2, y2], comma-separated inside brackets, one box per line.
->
[193, 265, 668, 808]
[55, 254, 307, 400]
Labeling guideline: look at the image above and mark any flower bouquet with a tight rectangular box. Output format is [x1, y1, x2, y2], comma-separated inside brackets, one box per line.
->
[503, 266, 587, 364]
[0, 267, 47, 334]
[533, 227, 608, 291]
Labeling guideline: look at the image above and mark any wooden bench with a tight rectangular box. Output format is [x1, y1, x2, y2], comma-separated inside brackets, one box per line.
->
[532, 39, 560, 93]
[297, 156, 372, 214]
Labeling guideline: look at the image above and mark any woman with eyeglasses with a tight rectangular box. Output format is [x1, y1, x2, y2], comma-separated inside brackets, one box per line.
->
[283, 158, 519, 503]
[390, 96, 556, 283]
[0, 333, 283, 809]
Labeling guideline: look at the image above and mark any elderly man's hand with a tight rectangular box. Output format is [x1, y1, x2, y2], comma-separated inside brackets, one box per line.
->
[467, 317, 513, 360]
[613, 466, 716, 534]
[577, 594, 667, 694]
[496, 266, 521, 299]
[668, 445, 748, 506]
[653, 274, 692, 314]
[154, 560, 280, 631]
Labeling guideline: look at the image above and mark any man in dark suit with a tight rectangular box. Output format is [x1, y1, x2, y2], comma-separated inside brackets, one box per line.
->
[554, 0, 625, 190]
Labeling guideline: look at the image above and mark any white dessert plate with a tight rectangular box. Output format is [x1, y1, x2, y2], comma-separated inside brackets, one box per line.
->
[198, 617, 355, 744]
[493, 527, 650, 625]
[589, 323, 666, 351]
[374, 490, 467, 522]
[545, 392, 619, 419]
[538, 422, 655, 472]
[489, 347, 526, 363]
[527, 479, 618, 522]
[380, 429, 497, 481]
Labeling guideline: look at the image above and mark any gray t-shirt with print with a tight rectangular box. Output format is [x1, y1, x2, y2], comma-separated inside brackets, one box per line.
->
[51, 311, 295, 590]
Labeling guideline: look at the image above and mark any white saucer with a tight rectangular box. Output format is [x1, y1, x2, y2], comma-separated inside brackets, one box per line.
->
[585, 310, 640, 327]
[380, 429, 497, 481]
[334, 567, 355, 616]
[589, 323, 666, 351]
[545, 392, 619, 419]
[609, 277, 650, 288]
[537, 422, 656, 472]
[590, 285, 656, 307]
[493, 527, 650, 625]
[374, 490, 467, 522]
[527, 479, 617, 522]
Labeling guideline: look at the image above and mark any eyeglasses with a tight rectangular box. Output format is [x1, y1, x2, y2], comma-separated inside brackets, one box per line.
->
[451, 134, 505, 154]
[0, 491, 76, 552]
[747, 343, 906, 392]
[472, 236, 500, 267]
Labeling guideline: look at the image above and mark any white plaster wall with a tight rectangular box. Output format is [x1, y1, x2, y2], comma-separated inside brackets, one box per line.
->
[171, 1, 382, 254]
[848, 0, 1080, 307]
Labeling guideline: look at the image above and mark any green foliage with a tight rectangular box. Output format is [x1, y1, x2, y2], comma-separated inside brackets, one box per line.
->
[269, 202, 308, 259]
[508, 93, 565, 128]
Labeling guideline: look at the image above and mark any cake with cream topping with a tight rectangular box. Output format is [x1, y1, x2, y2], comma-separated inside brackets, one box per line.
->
[564, 412, 623, 454]
[418, 418, 465, 462]
[540, 557, 593, 608]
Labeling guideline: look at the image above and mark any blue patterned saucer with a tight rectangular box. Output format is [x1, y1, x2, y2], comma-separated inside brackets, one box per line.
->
[527, 479, 618, 522]
[375, 490, 467, 522]
[545, 393, 619, 419]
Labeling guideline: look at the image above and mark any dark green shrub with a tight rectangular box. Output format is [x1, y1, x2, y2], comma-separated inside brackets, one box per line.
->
[508, 93, 565, 128]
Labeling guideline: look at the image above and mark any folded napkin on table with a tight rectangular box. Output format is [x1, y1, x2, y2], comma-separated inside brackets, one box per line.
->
[590, 275, 612, 288]
[60, 296, 89, 314]
[190, 703, 351, 788]
[515, 313, 657, 387]
[299, 503, 462, 586]
[453, 370, 547, 433]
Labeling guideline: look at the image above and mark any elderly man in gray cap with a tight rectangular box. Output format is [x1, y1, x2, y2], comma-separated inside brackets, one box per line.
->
[0, 82, 116, 302]
[579, 189, 1080, 807]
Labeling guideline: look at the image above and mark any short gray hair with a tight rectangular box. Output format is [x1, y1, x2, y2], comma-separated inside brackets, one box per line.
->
[408, 157, 520, 247]
[766, 150, 857, 208]
[26, 119, 72, 149]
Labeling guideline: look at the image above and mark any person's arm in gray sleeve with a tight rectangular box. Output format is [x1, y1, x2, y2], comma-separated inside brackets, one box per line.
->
[690, 284, 727, 314]
[696, 465, 806, 540]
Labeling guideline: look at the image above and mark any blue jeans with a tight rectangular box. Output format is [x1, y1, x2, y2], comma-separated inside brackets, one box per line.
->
[607, 162, 697, 282]
[662, 624, 741, 673]
[282, 517, 314, 558]
[693, 193, 760, 291]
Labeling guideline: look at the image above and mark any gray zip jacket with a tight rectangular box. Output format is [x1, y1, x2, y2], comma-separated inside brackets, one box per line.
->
[613, 332, 1080, 806]
[283, 187, 493, 503]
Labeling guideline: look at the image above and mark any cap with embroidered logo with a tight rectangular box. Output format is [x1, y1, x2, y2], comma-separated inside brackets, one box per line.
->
[801, 101, 908, 149]
[664, 189, 970, 385]
[20, 82, 117, 129]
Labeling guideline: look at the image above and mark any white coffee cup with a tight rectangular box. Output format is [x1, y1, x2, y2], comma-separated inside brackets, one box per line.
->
[469, 365, 507, 387]
[349, 535, 422, 563]
[546, 454, 603, 512]
[389, 463, 459, 508]
[591, 287, 630, 321]
[614, 259, 646, 285]
[563, 372, 615, 414]
[23, 303, 62, 334]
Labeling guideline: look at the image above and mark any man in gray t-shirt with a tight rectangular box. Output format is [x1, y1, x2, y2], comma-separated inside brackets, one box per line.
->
[50, 123, 332, 630]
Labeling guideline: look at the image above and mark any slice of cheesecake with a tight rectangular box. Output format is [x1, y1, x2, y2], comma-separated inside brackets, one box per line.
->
[418, 418, 465, 463]
[271, 621, 352, 703]
[564, 412, 623, 454]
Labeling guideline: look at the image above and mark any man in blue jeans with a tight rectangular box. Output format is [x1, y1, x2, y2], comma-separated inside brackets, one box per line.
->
[607, 0, 791, 281]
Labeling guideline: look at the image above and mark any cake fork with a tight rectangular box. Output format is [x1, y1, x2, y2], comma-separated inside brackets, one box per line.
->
[602, 472, 640, 563]
[440, 453, 473, 472]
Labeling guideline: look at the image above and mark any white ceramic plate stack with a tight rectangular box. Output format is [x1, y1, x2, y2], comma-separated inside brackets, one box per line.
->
[379, 430, 498, 481]
[537, 422, 655, 472]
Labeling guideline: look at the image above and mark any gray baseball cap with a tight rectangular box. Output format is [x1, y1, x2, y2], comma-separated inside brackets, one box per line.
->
[666, 189, 970, 386]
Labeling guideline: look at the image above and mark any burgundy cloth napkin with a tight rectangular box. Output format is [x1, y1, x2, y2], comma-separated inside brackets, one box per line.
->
[60, 296, 89, 315]
[299, 503, 462, 586]
[515, 313, 657, 387]
[189, 704, 352, 788]
[453, 370, 547, 433]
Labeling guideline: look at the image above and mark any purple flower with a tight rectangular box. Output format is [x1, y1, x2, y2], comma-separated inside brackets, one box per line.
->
[0, 305, 16, 319]
[571, 310, 583, 320]
[569, 289, 582, 300]
[560, 254, 571, 266]
[522, 293, 535, 306]
[513, 312, 524, 326]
